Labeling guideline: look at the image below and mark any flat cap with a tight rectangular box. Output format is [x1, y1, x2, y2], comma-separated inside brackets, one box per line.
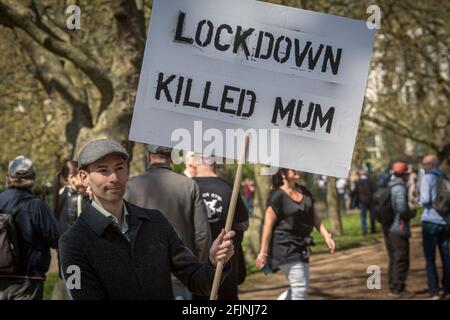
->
[78, 139, 129, 170]
[8, 155, 36, 179]
[146, 144, 172, 156]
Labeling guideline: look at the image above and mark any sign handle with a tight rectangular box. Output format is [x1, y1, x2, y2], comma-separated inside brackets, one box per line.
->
[209, 133, 250, 300]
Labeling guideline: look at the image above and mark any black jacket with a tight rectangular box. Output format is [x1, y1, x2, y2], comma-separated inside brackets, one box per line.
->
[57, 188, 89, 235]
[59, 201, 228, 300]
[0, 187, 59, 277]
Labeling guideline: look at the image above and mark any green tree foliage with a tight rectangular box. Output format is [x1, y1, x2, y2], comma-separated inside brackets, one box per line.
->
[0, 0, 448, 186]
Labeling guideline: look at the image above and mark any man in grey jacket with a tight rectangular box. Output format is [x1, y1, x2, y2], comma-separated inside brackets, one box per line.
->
[383, 162, 416, 298]
[124, 144, 211, 299]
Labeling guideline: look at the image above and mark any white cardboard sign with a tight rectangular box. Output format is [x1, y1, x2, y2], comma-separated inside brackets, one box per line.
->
[129, 0, 375, 177]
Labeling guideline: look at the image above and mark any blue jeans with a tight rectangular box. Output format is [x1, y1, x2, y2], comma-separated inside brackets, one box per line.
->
[360, 203, 376, 234]
[422, 221, 450, 295]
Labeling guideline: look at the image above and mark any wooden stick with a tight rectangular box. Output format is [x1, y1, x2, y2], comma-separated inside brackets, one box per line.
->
[210, 133, 250, 300]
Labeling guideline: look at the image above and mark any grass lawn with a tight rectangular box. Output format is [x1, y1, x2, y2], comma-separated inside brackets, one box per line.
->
[310, 208, 422, 254]
[43, 272, 58, 300]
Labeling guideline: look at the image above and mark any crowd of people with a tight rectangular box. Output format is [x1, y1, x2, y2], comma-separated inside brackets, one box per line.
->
[0, 139, 449, 300]
[348, 157, 450, 299]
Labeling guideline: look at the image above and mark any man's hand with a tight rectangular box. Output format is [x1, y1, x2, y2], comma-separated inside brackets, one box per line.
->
[209, 229, 235, 267]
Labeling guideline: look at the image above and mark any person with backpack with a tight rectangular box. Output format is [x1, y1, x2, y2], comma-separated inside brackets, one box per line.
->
[378, 162, 416, 298]
[0, 156, 60, 300]
[419, 155, 450, 300]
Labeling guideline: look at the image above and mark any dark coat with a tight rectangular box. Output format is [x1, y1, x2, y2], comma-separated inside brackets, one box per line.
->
[59, 201, 227, 300]
[0, 187, 60, 277]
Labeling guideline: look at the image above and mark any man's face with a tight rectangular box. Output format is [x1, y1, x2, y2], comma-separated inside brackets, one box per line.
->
[80, 154, 129, 204]
[421, 159, 434, 173]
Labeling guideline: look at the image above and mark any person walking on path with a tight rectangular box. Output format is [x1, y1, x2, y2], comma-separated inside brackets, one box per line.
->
[255, 168, 335, 300]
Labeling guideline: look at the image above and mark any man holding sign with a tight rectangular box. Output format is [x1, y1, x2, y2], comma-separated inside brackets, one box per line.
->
[129, 0, 375, 299]
[59, 139, 234, 299]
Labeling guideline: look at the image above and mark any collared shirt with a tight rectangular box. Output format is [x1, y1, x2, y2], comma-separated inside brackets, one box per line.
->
[91, 200, 130, 240]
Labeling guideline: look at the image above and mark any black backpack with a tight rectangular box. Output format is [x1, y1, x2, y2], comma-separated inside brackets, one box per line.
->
[0, 198, 33, 275]
[373, 185, 395, 225]
[433, 173, 450, 216]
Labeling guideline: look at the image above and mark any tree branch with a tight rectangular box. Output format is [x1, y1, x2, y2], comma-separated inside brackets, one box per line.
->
[363, 114, 440, 153]
[0, 0, 113, 110]
[16, 29, 92, 126]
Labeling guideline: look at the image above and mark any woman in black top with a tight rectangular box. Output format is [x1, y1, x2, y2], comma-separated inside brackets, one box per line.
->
[255, 168, 335, 300]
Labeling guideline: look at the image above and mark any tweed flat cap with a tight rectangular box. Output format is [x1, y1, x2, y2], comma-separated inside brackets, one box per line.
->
[78, 139, 129, 169]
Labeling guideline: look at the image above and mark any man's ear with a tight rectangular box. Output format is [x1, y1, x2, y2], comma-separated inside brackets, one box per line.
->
[79, 170, 90, 188]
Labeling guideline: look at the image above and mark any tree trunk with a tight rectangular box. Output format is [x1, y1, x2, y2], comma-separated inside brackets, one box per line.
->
[75, 0, 145, 157]
[244, 164, 271, 262]
[327, 176, 343, 236]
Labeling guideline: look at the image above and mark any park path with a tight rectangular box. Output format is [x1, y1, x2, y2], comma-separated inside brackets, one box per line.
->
[239, 226, 441, 300]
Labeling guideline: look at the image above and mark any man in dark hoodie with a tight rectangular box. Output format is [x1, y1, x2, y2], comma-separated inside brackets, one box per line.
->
[383, 162, 416, 299]
[0, 156, 60, 300]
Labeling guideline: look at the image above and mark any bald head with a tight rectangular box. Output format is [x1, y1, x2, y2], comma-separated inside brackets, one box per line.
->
[195, 156, 217, 177]
[421, 155, 439, 172]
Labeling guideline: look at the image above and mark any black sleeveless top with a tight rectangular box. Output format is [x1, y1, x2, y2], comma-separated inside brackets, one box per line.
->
[266, 185, 315, 269]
